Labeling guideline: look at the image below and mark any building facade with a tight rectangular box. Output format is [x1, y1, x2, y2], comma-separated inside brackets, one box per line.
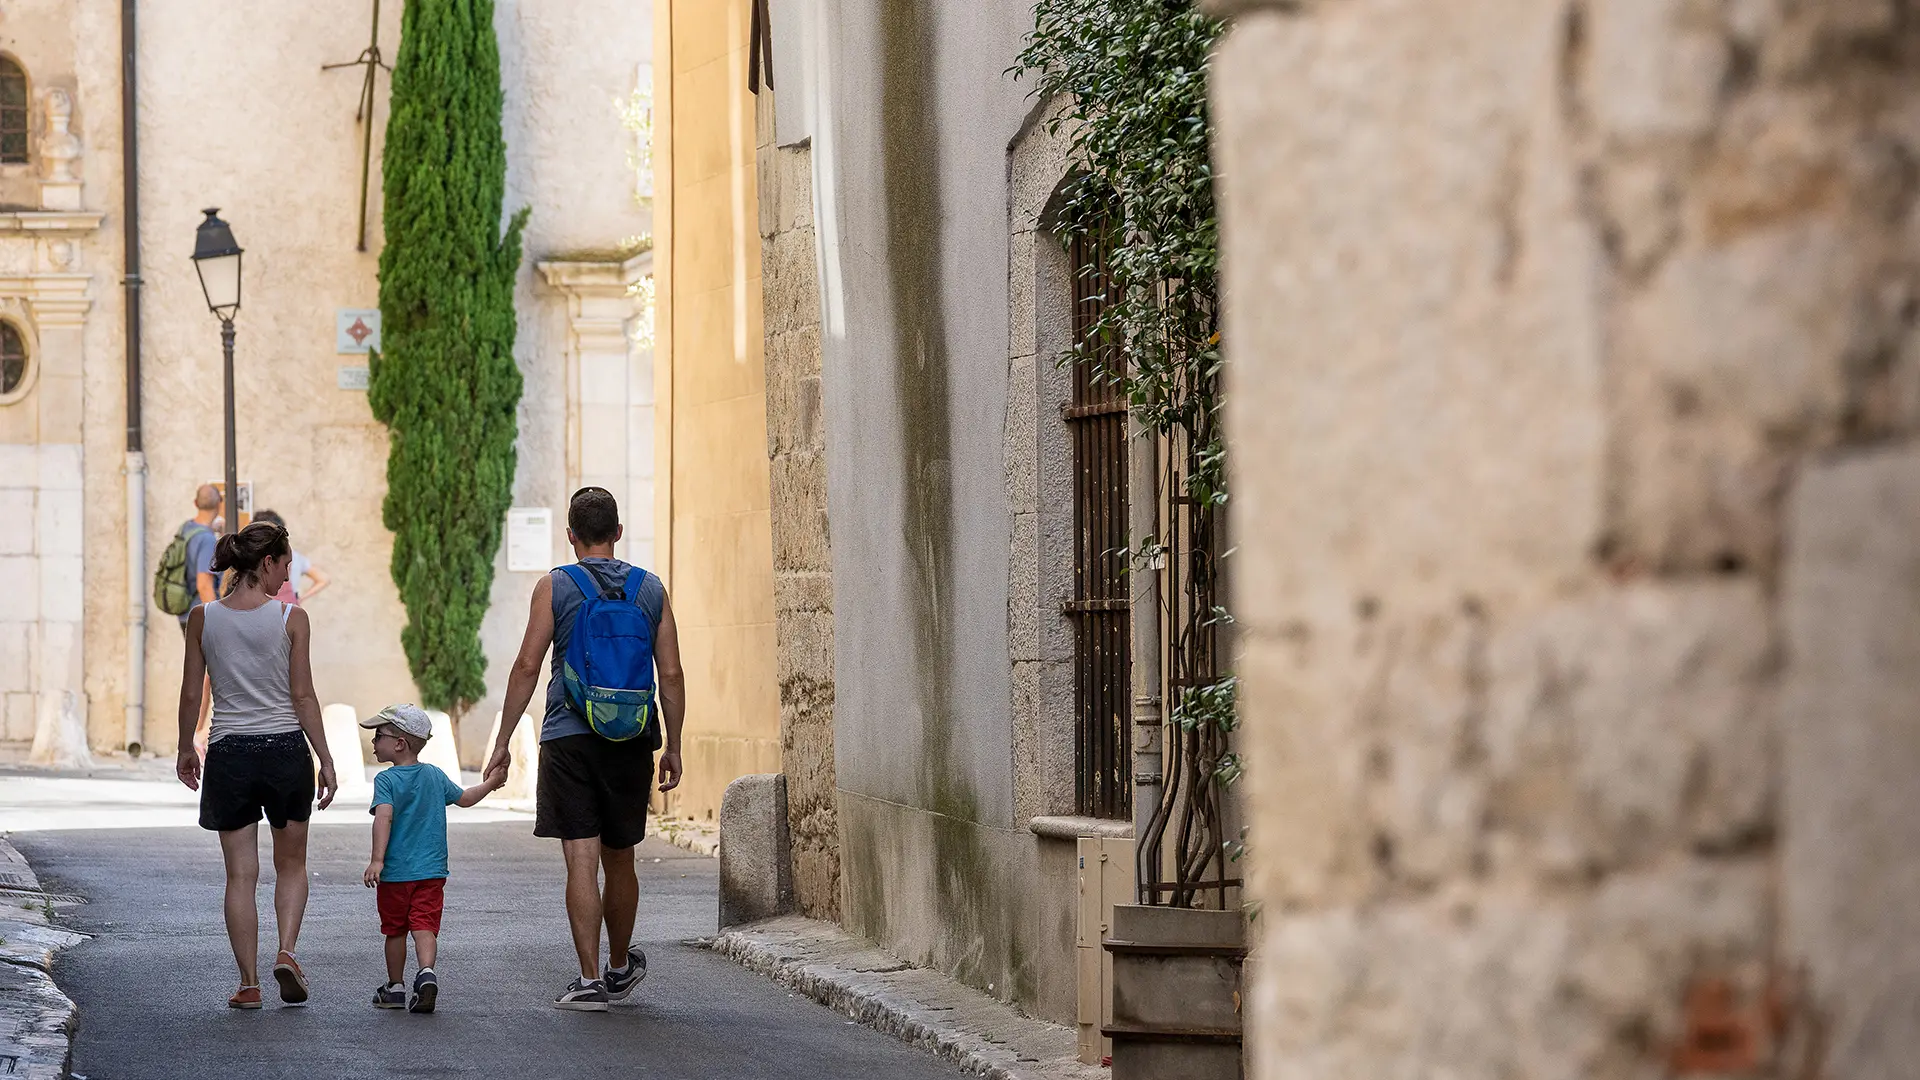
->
[0, 0, 653, 765]
[745, 0, 1143, 1026]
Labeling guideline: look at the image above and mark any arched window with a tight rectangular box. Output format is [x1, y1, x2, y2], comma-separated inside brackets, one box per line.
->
[0, 59, 27, 164]
[0, 322, 28, 397]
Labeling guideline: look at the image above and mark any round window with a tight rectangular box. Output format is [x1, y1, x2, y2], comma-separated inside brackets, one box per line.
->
[0, 322, 26, 397]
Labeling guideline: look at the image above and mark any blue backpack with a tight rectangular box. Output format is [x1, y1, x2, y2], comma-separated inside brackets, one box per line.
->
[556, 564, 658, 743]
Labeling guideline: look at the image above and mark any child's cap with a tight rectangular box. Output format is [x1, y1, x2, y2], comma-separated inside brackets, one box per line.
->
[360, 703, 433, 741]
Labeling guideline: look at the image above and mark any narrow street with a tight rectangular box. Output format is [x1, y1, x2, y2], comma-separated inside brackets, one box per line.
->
[1, 773, 966, 1080]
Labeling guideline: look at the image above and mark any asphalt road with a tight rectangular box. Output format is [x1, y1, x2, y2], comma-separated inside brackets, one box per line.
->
[12, 820, 966, 1080]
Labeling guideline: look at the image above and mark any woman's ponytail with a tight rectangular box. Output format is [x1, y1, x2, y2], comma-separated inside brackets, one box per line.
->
[209, 520, 290, 585]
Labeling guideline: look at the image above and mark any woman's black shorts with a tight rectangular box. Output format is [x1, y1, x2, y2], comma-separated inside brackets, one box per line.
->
[199, 731, 315, 832]
[535, 734, 654, 850]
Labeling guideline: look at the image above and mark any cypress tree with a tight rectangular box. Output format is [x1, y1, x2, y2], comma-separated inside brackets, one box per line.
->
[369, 0, 529, 717]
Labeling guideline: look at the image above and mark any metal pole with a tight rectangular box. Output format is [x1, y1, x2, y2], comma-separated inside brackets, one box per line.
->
[221, 319, 237, 535]
[1129, 415, 1163, 897]
[121, 0, 148, 754]
[356, 0, 380, 252]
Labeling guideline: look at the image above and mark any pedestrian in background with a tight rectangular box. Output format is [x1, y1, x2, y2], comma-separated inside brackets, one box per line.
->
[175, 520, 339, 1010]
[250, 510, 331, 605]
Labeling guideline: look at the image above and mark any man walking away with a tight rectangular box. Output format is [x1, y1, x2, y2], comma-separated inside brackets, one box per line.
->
[486, 487, 685, 1011]
[162, 484, 221, 757]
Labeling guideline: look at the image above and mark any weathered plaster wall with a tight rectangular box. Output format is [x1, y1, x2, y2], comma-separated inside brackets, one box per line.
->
[0, 0, 651, 758]
[655, 0, 782, 821]
[793, 0, 1062, 1018]
[1214, 0, 1920, 1075]
[757, 89, 841, 920]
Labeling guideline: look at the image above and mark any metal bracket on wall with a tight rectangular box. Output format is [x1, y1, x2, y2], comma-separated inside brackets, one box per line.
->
[323, 0, 393, 252]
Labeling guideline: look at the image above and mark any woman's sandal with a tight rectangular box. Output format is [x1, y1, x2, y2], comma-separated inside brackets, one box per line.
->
[272, 951, 310, 1005]
[228, 984, 263, 1010]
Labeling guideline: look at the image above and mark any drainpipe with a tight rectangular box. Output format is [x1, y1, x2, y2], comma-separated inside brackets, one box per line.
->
[1129, 417, 1162, 893]
[121, 0, 147, 755]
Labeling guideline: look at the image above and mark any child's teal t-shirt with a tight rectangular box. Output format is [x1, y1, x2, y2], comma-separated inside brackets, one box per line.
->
[370, 763, 464, 882]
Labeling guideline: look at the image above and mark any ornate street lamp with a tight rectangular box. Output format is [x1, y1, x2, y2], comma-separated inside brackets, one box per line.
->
[190, 209, 243, 536]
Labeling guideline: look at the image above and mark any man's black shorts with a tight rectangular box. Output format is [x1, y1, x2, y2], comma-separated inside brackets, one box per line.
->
[535, 734, 654, 850]
[199, 731, 314, 832]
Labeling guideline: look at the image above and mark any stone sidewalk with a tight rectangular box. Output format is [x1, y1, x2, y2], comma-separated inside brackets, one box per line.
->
[0, 837, 83, 1080]
[711, 916, 1105, 1080]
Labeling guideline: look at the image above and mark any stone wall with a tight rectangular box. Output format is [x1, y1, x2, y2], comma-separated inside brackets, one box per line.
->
[652, 0, 783, 820]
[1213, 0, 1920, 1076]
[757, 84, 841, 921]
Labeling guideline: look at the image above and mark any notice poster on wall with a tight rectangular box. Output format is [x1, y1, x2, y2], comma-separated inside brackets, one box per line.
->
[506, 507, 553, 572]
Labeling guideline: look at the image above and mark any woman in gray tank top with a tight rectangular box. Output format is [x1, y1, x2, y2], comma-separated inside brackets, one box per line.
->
[175, 521, 340, 1009]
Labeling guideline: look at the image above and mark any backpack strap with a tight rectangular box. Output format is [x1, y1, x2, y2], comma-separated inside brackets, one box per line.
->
[622, 568, 646, 605]
[556, 563, 600, 601]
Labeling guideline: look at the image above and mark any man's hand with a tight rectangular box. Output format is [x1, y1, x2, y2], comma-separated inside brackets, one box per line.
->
[176, 748, 201, 791]
[363, 861, 382, 888]
[484, 744, 511, 783]
[316, 764, 338, 810]
[657, 750, 682, 793]
[484, 764, 509, 790]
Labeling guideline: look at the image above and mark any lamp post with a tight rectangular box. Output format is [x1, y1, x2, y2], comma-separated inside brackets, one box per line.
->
[190, 209, 243, 536]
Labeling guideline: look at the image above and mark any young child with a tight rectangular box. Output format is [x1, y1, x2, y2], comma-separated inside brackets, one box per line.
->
[360, 703, 505, 1013]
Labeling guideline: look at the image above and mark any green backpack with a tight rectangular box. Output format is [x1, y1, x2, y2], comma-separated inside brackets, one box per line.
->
[153, 523, 211, 616]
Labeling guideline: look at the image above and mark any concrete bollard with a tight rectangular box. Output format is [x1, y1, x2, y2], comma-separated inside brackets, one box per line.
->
[420, 709, 465, 780]
[718, 773, 793, 929]
[321, 703, 373, 798]
[483, 711, 540, 801]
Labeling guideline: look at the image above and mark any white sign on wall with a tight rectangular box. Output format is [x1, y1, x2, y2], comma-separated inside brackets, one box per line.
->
[336, 365, 370, 391]
[506, 508, 553, 572]
[336, 308, 382, 354]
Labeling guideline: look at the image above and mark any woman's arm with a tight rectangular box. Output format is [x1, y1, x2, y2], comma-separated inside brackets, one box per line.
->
[176, 607, 208, 790]
[286, 606, 338, 809]
[299, 562, 330, 601]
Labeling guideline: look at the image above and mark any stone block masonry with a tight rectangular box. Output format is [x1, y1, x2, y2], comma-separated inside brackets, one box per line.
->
[1211, 0, 1920, 1076]
[757, 88, 840, 922]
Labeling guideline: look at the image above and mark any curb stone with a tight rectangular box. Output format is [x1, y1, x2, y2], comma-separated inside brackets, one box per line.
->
[710, 915, 1106, 1080]
[0, 836, 85, 1080]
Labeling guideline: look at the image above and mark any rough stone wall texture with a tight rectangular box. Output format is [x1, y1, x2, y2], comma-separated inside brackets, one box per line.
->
[757, 86, 842, 922]
[1213, 0, 1920, 1076]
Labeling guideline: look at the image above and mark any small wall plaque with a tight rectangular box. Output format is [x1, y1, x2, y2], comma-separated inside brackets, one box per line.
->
[336, 308, 382, 354]
[337, 365, 370, 391]
[506, 507, 553, 572]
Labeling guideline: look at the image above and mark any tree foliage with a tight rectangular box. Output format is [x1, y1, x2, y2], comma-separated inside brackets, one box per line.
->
[370, 0, 529, 717]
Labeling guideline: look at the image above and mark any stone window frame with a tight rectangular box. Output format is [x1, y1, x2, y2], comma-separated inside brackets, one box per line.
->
[0, 55, 29, 168]
[0, 308, 38, 406]
[1008, 95, 1102, 826]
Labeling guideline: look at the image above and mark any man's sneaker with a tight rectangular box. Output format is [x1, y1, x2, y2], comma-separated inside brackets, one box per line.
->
[372, 982, 406, 1009]
[604, 946, 648, 1002]
[553, 977, 609, 1012]
[408, 968, 438, 1014]
[272, 951, 309, 1006]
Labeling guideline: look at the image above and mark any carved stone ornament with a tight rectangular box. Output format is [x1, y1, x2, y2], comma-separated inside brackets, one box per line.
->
[41, 89, 80, 182]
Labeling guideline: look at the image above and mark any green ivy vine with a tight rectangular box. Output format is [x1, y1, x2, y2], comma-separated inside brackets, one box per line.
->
[1017, 1, 1243, 882]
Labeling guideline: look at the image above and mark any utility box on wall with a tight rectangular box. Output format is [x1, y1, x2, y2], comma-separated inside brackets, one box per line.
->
[1077, 835, 1136, 1065]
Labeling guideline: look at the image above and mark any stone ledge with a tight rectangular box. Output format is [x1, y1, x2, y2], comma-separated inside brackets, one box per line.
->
[710, 915, 1105, 1080]
[1028, 815, 1133, 842]
[0, 835, 86, 1080]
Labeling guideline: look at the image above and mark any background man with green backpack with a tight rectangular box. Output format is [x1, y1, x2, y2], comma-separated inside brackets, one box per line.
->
[153, 484, 223, 754]
[486, 486, 686, 1012]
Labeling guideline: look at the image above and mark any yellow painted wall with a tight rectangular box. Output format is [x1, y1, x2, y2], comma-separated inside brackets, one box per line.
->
[653, 0, 780, 820]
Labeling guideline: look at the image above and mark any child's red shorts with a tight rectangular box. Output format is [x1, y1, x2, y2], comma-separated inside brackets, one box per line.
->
[376, 877, 445, 936]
